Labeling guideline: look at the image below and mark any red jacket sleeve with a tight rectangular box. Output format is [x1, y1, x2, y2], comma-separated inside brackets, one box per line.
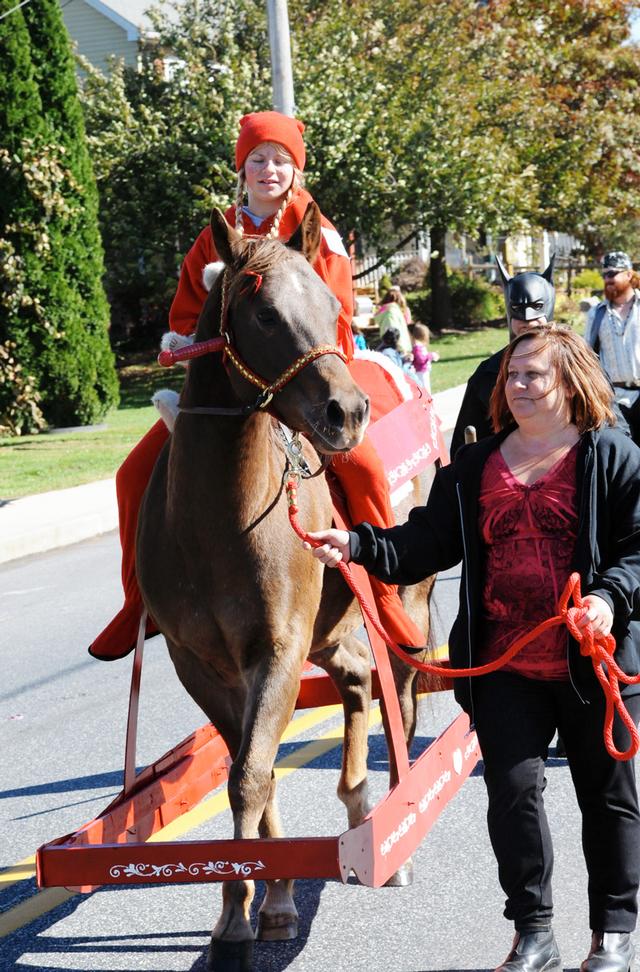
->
[169, 227, 216, 335]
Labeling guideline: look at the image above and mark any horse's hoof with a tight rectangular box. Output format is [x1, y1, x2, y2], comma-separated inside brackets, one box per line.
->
[256, 912, 299, 941]
[207, 938, 254, 972]
[384, 859, 414, 887]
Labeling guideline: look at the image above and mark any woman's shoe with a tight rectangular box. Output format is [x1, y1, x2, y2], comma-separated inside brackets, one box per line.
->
[580, 932, 634, 972]
[496, 929, 562, 972]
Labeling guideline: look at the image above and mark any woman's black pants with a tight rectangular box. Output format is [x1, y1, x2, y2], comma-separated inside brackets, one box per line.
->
[472, 672, 640, 933]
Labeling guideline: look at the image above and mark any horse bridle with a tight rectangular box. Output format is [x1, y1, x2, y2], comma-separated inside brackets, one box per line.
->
[158, 267, 348, 418]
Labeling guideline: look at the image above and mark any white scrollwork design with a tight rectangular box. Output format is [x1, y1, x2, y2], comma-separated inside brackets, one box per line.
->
[109, 859, 266, 880]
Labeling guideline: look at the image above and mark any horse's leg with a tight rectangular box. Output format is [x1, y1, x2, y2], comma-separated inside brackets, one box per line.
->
[166, 643, 256, 971]
[255, 631, 373, 939]
[218, 653, 303, 955]
[312, 634, 372, 827]
[255, 770, 298, 941]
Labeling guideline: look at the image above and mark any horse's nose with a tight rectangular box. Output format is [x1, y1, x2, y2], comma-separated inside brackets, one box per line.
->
[326, 397, 346, 432]
[325, 394, 369, 432]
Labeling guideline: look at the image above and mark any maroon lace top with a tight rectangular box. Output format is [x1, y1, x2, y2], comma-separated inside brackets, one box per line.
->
[477, 443, 579, 680]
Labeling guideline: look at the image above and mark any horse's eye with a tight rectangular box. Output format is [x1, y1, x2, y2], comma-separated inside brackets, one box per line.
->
[256, 310, 278, 327]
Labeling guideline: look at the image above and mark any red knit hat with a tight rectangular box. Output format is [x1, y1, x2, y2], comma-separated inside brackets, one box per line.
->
[235, 111, 306, 172]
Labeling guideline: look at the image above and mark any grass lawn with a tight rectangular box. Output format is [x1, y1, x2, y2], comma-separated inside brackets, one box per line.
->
[0, 310, 583, 500]
[0, 354, 183, 500]
[428, 325, 506, 393]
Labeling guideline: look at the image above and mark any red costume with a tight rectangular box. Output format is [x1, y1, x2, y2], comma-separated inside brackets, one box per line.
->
[89, 119, 424, 660]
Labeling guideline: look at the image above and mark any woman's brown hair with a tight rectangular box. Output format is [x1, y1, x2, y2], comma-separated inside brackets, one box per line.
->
[489, 322, 616, 434]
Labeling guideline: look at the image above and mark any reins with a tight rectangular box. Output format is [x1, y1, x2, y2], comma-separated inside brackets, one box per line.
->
[158, 267, 347, 417]
[286, 474, 640, 762]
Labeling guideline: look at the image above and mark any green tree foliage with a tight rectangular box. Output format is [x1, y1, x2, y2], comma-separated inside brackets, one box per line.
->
[407, 271, 504, 327]
[291, 0, 639, 323]
[0, 0, 118, 433]
[80, 0, 640, 335]
[0, 0, 46, 433]
[481, 0, 640, 250]
[290, 0, 534, 326]
[81, 0, 272, 339]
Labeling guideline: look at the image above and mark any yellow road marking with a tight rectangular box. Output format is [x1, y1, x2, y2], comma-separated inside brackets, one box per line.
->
[0, 855, 36, 887]
[0, 888, 74, 938]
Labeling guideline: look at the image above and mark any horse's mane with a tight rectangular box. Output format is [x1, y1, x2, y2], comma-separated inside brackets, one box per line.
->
[226, 236, 295, 304]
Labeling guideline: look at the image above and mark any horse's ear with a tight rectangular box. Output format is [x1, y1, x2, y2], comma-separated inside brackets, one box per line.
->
[495, 253, 511, 287]
[210, 208, 241, 265]
[542, 252, 556, 283]
[287, 201, 322, 264]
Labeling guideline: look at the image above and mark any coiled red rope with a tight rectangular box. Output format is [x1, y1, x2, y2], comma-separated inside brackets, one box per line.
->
[287, 476, 640, 761]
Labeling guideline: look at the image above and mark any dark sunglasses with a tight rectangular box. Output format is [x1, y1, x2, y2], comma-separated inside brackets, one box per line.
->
[602, 270, 623, 279]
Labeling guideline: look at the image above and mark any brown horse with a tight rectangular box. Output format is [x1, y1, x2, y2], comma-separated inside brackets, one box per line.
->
[137, 203, 433, 972]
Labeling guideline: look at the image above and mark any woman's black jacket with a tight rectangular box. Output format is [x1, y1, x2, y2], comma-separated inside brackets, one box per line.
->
[449, 347, 504, 458]
[350, 428, 640, 718]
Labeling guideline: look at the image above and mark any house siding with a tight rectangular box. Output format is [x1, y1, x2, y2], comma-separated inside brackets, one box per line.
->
[60, 0, 138, 73]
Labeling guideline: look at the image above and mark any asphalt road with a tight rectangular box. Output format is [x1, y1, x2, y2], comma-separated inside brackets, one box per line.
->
[0, 532, 626, 972]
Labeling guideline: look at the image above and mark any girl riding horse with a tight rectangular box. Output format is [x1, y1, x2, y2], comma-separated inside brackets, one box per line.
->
[89, 110, 425, 661]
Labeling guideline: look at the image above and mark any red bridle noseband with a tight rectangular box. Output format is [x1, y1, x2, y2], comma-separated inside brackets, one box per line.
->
[158, 268, 347, 415]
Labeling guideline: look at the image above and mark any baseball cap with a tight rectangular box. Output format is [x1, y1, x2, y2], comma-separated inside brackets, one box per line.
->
[602, 251, 633, 271]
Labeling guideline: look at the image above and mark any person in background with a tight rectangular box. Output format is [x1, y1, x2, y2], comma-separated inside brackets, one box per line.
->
[351, 321, 367, 351]
[376, 327, 405, 368]
[390, 284, 412, 325]
[305, 324, 640, 972]
[88, 109, 425, 662]
[450, 255, 555, 456]
[373, 289, 412, 353]
[375, 327, 417, 380]
[411, 323, 439, 392]
[585, 251, 640, 444]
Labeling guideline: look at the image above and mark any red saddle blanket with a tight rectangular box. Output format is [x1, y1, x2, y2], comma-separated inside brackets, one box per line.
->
[349, 355, 447, 489]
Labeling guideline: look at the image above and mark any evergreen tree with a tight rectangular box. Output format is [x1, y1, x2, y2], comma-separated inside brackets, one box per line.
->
[0, 0, 118, 433]
[0, 0, 46, 433]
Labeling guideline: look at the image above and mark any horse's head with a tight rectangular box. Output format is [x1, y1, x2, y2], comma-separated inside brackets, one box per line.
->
[196, 203, 369, 454]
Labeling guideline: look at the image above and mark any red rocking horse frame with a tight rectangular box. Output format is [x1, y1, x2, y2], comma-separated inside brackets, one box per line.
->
[36, 394, 480, 894]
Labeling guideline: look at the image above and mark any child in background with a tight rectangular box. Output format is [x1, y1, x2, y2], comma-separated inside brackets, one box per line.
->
[376, 327, 404, 368]
[411, 323, 439, 392]
[373, 290, 412, 352]
[390, 285, 412, 325]
[351, 321, 367, 351]
[376, 328, 418, 379]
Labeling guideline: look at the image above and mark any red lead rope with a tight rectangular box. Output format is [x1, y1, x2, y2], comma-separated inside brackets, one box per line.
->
[287, 476, 640, 762]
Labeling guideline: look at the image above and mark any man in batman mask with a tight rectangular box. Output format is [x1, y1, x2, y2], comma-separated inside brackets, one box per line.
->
[450, 255, 555, 456]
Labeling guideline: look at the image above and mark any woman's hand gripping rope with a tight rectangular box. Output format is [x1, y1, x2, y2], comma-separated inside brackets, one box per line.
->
[303, 529, 351, 568]
[298, 521, 639, 762]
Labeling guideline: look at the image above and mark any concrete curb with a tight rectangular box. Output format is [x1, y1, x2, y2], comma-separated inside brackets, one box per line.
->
[0, 384, 465, 566]
[1, 479, 117, 565]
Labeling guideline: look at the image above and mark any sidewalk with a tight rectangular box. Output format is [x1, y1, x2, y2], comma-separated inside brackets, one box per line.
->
[0, 384, 466, 566]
